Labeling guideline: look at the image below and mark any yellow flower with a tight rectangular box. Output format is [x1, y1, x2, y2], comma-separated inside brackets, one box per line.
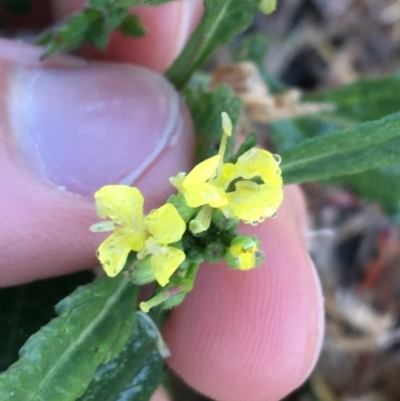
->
[91, 185, 186, 286]
[170, 112, 283, 229]
[220, 148, 284, 223]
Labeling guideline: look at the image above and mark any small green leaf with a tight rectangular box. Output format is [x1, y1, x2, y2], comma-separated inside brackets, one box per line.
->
[36, 0, 175, 59]
[184, 85, 242, 162]
[280, 112, 400, 184]
[166, 0, 260, 89]
[77, 311, 166, 401]
[0, 276, 139, 401]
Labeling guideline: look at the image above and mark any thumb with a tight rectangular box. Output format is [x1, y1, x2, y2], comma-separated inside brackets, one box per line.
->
[0, 39, 195, 287]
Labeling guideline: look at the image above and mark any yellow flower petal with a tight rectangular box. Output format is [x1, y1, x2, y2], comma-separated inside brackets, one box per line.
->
[151, 246, 185, 286]
[229, 244, 255, 270]
[213, 162, 237, 189]
[223, 180, 283, 222]
[184, 182, 228, 208]
[238, 252, 256, 270]
[96, 231, 133, 277]
[236, 148, 281, 183]
[145, 203, 186, 244]
[89, 221, 115, 232]
[94, 185, 144, 226]
[182, 155, 221, 188]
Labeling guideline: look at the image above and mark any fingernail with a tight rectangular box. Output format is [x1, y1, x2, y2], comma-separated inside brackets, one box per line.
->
[173, 0, 204, 59]
[9, 63, 185, 195]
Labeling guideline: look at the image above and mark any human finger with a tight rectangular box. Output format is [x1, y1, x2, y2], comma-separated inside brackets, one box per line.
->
[163, 185, 324, 401]
[0, 38, 195, 287]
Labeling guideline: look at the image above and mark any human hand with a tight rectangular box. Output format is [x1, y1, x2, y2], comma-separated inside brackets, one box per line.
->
[0, 1, 324, 400]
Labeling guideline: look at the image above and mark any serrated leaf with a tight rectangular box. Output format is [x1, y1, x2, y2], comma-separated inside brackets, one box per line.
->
[78, 311, 166, 401]
[166, 0, 260, 89]
[0, 276, 138, 401]
[36, 0, 175, 59]
[184, 85, 242, 162]
[280, 112, 400, 184]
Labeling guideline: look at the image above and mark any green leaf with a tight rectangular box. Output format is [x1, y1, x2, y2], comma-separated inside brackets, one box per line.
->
[308, 72, 400, 125]
[339, 165, 400, 215]
[0, 276, 139, 401]
[184, 85, 243, 162]
[271, 73, 400, 151]
[280, 112, 400, 184]
[78, 311, 166, 401]
[309, 74, 400, 214]
[119, 14, 146, 37]
[166, 0, 260, 89]
[0, 272, 94, 373]
[270, 73, 400, 214]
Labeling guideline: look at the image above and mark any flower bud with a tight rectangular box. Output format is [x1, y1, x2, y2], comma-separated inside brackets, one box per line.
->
[225, 235, 264, 270]
[203, 241, 226, 263]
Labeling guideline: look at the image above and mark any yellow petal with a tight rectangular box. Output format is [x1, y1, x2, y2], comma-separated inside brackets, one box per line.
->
[94, 185, 144, 227]
[230, 244, 255, 270]
[151, 246, 185, 286]
[238, 252, 256, 270]
[223, 180, 283, 222]
[145, 203, 186, 244]
[97, 231, 132, 277]
[212, 162, 237, 189]
[89, 221, 115, 232]
[184, 182, 228, 208]
[183, 155, 221, 188]
[236, 148, 281, 183]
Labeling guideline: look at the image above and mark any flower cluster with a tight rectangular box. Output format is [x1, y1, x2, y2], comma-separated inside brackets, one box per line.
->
[170, 112, 283, 233]
[91, 112, 284, 311]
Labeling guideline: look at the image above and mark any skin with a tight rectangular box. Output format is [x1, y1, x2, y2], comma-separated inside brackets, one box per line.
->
[0, 1, 324, 400]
